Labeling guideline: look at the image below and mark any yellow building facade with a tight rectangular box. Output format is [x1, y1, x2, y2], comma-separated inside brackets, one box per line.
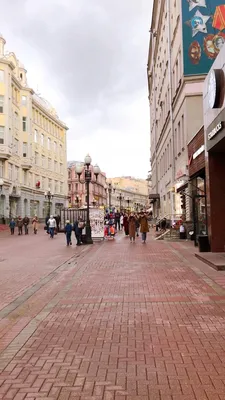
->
[0, 35, 68, 220]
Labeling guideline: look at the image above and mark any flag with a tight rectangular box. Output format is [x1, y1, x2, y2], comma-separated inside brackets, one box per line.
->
[213, 5, 225, 31]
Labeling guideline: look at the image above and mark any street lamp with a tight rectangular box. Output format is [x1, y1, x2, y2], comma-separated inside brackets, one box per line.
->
[126, 197, 130, 210]
[106, 180, 115, 209]
[45, 189, 54, 217]
[75, 155, 100, 244]
[117, 192, 124, 211]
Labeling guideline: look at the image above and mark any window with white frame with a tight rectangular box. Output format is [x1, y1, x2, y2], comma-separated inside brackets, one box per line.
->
[0, 70, 4, 81]
[48, 158, 51, 170]
[34, 129, 38, 143]
[13, 138, 19, 154]
[48, 137, 51, 150]
[8, 163, 12, 181]
[0, 126, 4, 144]
[41, 133, 44, 146]
[35, 152, 39, 165]
[0, 95, 4, 113]
[22, 117, 27, 132]
[22, 95, 27, 105]
[0, 161, 3, 178]
[15, 166, 19, 181]
[23, 142, 28, 157]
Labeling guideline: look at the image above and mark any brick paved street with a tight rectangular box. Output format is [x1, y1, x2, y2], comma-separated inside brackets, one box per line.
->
[1, 231, 225, 399]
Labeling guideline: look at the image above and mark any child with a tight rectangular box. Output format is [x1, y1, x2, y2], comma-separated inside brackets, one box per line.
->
[64, 220, 73, 246]
[9, 218, 16, 235]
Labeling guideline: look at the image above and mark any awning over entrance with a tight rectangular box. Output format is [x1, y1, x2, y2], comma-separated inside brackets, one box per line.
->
[176, 182, 188, 193]
[149, 193, 160, 204]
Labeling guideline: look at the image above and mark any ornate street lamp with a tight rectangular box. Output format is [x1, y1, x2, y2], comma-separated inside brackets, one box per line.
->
[106, 180, 115, 209]
[117, 192, 124, 211]
[75, 156, 100, 244]
[45, 189, 54, 217]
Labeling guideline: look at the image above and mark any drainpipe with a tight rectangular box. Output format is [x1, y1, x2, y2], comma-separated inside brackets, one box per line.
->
[166, 0, 175, 224]
[149, 29, 159, 217]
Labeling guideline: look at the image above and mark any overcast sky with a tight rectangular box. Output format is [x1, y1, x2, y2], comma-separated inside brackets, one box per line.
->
[0, 0, 152, 178]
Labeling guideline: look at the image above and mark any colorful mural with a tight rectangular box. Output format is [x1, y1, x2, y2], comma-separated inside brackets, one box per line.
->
[182, 0, 225, 75]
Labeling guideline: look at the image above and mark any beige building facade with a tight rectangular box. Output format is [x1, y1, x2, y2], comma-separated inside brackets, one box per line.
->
[109, 177, 149, 211]
[147, 0, 205, 220]
[0, 35, 68, 220]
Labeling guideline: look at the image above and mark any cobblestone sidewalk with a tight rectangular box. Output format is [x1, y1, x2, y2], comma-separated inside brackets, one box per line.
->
[1, 234, 225, 399]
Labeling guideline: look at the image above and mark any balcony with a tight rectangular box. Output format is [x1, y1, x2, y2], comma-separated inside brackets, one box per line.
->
[0, 145, 12, 160]
[21, 158, 32, 170]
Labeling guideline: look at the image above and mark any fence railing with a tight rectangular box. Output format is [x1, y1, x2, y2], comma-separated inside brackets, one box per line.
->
[60, 208, 87, 227]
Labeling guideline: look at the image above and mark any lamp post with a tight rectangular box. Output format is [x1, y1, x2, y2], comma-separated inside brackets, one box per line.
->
[126, 197, 130, 211]
[117, 192, 124, 211]
[75, 155, 100, 245]
[45, 189, 54, 217]
[107, 180, 115, 209]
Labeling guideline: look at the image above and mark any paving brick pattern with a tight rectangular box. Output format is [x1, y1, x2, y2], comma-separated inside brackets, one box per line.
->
[1, 232, 225, 399]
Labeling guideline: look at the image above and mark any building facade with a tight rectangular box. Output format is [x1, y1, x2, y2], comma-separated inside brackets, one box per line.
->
[147, 0, 225, 221]
[109, 177, 149, 211]
[67, 161, 107, 207]
[0, 35, 68, 221]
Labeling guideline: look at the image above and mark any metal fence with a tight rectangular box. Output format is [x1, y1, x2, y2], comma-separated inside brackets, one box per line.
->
[60, 208, 87, 227]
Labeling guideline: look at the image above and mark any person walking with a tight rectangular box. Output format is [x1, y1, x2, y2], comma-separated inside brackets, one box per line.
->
[45, 215, 50, 234]
[9, 218, 16, 235]
[123, 214, 129, 236]
[139, 211, 149, 244]
[23, 216, 30, 235]
[32, 216, 39, 234]
[115, 211, 121, 231]
[17, 216, 23, 235]
[135, 215, 140, 237]
[47, 215, 56, 238]
[74, 216, 85, 246]
[128, 214, 136, 243]
[64, 220, 73, 246]
[120, 214, 124, 230]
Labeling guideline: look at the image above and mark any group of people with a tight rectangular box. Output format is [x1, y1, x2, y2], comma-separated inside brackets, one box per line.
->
[9, 216, 39, 235]
[104, 210, 150, 243]
[46, 215, 85, 246]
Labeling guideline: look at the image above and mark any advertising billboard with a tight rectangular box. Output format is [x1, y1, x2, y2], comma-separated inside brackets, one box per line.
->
[182, 0, 225, 75]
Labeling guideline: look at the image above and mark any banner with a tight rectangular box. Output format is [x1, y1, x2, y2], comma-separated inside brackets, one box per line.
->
[182, 0, 225, 76]
[90, 208, 104, 238]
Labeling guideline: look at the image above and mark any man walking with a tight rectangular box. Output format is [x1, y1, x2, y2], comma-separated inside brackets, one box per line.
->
[17, 216, 23, 235]
[74, 216, 85, 246]
[47, 215, 56, 239]
[115, 211, 121, 231]
[23, 216, 30, 235]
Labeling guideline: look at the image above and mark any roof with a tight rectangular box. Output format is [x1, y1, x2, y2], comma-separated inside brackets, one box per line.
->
[32, 93, 59, 119]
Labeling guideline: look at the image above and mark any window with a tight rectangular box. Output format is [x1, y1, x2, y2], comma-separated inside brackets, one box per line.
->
[23, 142, 28, 157]
[22, 117, 27, 132]
[41, 134, 44, 146]
[0, 161, 3, 178]
[42, 155, 45, 167]
[68, 184, 71, 192]
[0, 70, 4, 81]
[23, 170, 27, 185]
[8, 163, 12, 181]
[48, 158, 51, 170]
[22, 96, 27, 105]
[14, 112, 19, 129]
[0, 126, 4, 144]
[60, 163, 63, 174]
[60, 182, 63, 193]
[0, 95, 4, 113]
[15, 166, 19, 181]
[76, 183, 78, 192]
[54, 160, 57, 172]
[13, 138, 19, 154]
[48, 138, 51, 150]
[34, 129, 38, 143]
[35, 152, 39, 165]
[54, 141, 57, 152]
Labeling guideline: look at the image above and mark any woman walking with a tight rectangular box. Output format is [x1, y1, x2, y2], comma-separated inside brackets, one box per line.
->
[128, 214, 136, 242]
[32, 216, 39, 234]
[139, 211, 149, 243]
[123, 214, 129, 236]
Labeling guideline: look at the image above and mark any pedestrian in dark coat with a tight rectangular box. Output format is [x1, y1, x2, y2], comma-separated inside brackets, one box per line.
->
[73, 216, 84, 246]
[128, 214, 136, 242]
[123, 214, 129, 236]
[139, 212, 149, 243]
[23, 216, 30, 235]
[9, 218, 16, 235]
[17, 216, 23, 235]
[64, 220, 73, 246]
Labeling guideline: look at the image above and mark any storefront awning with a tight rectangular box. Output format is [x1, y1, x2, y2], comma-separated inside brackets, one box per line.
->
[177, 182, 188, 193]
[149, 193, 160, 200]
